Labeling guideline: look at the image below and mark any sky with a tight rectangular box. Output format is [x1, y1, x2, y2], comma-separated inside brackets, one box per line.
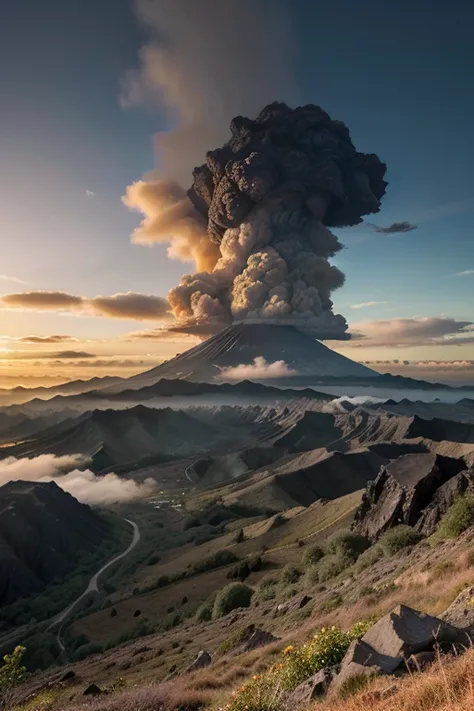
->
[1, 0, 473, 387]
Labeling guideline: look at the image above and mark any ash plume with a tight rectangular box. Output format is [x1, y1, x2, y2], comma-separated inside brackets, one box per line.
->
[166, 104, 387, 338]
[123, 3, 387, 339]
[219, 356, 297, 381]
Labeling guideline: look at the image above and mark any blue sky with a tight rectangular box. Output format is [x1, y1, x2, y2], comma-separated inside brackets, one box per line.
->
[0, 0, 473, 384]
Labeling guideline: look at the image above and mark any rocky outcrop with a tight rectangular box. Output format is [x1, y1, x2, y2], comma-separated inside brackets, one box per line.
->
[353, 453, 468, 540]
[441, 585, 474, 631]
[186, 650, 212, 673]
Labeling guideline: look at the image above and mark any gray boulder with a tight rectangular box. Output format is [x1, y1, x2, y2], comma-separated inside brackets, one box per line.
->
[283, 668, 333, 708]
[331, 605, 468, 692]
[441, 585, 474, 631]
[186, 650, 212, 673]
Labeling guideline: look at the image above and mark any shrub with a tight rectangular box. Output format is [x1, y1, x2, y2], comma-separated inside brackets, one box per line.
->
[435, 494, 474, 539]
[228, 555, 262, 581]
[192, 550, 239, 574]
[353, 543, 384, 573]
[317, 551, 352, 582]
[304, 565, 320, 587]
[379, 525, 423, 554]
[0, 646, 27, 691]
[212, 583, 253, 619]
[302, 544, 324, 567]
[146, 554, 160, 566]
[280, 565, 301, 585]
[327, 532, 370, 561]
[195, 603, 212, 622]
[318, 593, 343, 612]
[258, 576, 278, 590]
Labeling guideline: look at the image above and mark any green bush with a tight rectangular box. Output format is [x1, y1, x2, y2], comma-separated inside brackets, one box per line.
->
[304, 565, 320, 587]
[280, 565, 301, 585]
[353, 543, 384, 573]
[192, 549, 239, 574]
[317, 551, 353, 582]
[302, 544, 324, 567]
[195, 602, 213, 622]
[227, 555, 262, 581]
[379, 525, 423, 554]
[434, 494, 474, 539]
[212, 583, 253, 619]
[327, 532, 370, 561]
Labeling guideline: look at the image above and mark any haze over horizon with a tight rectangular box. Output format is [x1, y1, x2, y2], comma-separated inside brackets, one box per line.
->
[1, 0, 474, 387]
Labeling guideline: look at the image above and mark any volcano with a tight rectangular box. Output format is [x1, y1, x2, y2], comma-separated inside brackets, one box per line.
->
[116, 324, 377, 390]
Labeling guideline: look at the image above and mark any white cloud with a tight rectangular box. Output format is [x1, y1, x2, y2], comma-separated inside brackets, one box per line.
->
[219, 356, 296, 381]
[85, 189, 95, 197]
[0, 453, 156, 505]
[0, 275, 27, 285]
[350, 301, 387, 309]
[456, 270, 474, 277]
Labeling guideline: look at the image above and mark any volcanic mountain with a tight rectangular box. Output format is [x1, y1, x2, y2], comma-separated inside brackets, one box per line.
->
[107, 324, 377, 391]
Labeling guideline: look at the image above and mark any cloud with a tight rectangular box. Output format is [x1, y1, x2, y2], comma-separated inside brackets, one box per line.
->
[127, 327, 196, 342]
[0, 350, 96, 360]
[348, 317, 474, 347]
[51, 358, 146, 368]
[85, 189, 95, 197]
[219, 356, 297, 381]
[121, 0, 298, 184]
[456, 270, 474, 277]
[2, 291, 82, 310]
[0, 453, 156, 505]
[19, 335, 79, 344]
[366, 221, 417, 235]
[1, 290, 172, 322]
[90, 292, 171, 320]
[350, 301, 387, 309]
[0, 275, 28, 285]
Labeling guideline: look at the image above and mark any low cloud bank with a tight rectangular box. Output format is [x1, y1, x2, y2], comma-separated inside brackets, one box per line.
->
[219, 356, 297, 381]
[0, 453, 156, 505]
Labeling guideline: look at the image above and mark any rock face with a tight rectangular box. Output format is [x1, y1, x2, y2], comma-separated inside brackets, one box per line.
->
[0, 480, 110, 605]
[441, 585, 474, 630]
[331, 605, 468, 692]
[186, 650, 212, 673]
[353, 453, 468, 540]
[243, 629, 280, 652]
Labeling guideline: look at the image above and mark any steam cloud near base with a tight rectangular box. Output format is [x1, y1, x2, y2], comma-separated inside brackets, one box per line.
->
[219, 356, 297, 381]
[0, 454, 156, 505]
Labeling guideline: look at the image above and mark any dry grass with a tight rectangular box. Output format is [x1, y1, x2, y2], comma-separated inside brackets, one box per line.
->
[52, 682, 213, 711]
[316, 647, 474, 711]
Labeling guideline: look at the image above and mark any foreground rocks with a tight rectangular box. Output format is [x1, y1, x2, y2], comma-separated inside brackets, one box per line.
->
[330, 604, 469, 694]
[354, 453, 469, 539]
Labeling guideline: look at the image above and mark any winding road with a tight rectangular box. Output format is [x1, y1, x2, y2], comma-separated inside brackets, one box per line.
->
[48, 518, 140, 654]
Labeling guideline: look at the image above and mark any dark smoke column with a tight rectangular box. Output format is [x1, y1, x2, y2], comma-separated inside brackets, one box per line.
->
[169, 103, 387, 339]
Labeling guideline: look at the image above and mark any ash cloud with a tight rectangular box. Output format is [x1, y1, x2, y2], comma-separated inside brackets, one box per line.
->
[219, 356, 297, 381]
[0, 454, 156, 505]
[123, 1, 387, 339]
[366, 221, 417, 235]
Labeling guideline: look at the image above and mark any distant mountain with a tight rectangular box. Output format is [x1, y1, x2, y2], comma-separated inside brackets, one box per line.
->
[0, 376, 124, 406]
[0, 481, 109, 605]
[0, 405, 220, 471]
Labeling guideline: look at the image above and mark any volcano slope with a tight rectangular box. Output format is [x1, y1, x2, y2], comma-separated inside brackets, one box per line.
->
[102, 323, 378, 391]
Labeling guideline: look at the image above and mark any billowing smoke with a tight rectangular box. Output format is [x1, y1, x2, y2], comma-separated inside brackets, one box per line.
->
[0, 454, 156, 505]
[219, 356, 297, 382]
[123, 3, 387, 339]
